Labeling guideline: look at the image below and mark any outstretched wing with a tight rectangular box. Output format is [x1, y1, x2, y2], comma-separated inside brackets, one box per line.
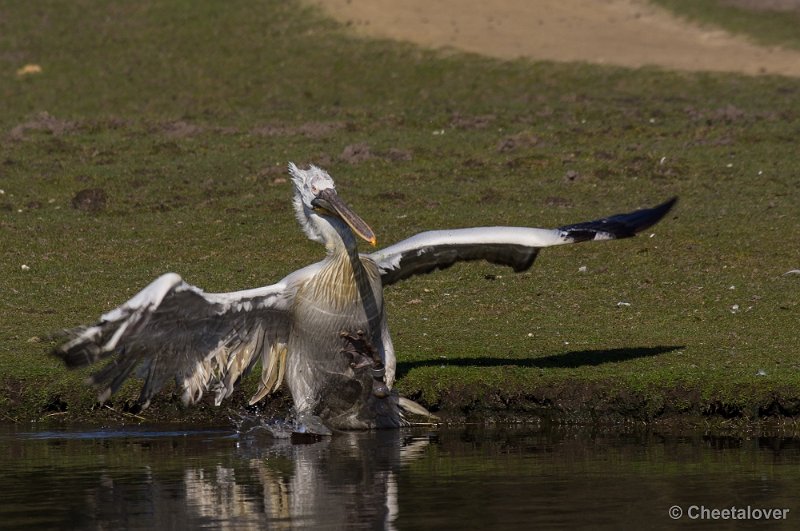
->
[53, 269, 310, 410]
[369, 197, 677, 286]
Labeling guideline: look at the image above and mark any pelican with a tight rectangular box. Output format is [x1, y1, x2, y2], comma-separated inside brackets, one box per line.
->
[54, 163, 676, 433]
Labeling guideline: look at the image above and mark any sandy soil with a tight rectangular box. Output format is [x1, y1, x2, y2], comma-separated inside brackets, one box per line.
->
[308, 0, 800, 77]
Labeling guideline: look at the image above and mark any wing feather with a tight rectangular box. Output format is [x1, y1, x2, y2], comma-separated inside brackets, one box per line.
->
[53, 272, 301, 410]
[370, 197, 677, 285]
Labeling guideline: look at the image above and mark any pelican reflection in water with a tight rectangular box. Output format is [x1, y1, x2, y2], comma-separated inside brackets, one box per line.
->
[61, 428, 431, 530]
[183, 429, 431, 530]
[55, 164, 676, 433]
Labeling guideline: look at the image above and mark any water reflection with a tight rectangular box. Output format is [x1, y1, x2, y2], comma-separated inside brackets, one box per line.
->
[1, 423, 799, 529]
[179, 428, 431, 530]
[0, 423, 432, 529]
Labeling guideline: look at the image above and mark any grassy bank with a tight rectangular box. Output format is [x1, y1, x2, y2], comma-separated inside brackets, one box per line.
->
[653, 0, 800, 50]
[1, 0, 799, 426]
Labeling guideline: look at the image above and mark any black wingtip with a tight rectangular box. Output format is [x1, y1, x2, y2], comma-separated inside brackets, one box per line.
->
[49, 327, 105, 369]
[633, 196, 678, 233]
[559, 196, 678, 241]
[654, 196, 679, 218]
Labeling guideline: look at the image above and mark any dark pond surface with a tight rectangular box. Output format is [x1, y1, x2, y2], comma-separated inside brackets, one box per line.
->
[1, 421, 799, 530]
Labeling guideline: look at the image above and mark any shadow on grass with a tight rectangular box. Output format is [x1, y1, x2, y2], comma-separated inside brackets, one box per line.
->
[396, 345, 684, 379]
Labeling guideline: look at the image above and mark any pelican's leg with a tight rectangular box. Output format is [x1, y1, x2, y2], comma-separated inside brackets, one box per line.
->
[340, 330, 390, 399]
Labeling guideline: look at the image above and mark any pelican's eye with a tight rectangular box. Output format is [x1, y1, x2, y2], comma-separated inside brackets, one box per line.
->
[311, 185, 319, 194]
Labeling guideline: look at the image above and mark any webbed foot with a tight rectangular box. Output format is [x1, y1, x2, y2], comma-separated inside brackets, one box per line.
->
[340, 330, 377, 367]
[340, 329, 389, 399]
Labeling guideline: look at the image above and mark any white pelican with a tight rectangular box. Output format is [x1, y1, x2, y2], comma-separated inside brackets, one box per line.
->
[55, 163, 676, 433]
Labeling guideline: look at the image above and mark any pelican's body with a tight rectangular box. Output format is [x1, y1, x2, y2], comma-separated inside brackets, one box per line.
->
[55, 164, 676, 433]
[288, 250, 397, 429]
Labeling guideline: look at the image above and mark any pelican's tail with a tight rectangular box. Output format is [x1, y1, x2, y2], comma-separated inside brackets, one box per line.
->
[398, 396, 438, 424]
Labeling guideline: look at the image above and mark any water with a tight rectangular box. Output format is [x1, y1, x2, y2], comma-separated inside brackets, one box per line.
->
[1, 422, 799, 529]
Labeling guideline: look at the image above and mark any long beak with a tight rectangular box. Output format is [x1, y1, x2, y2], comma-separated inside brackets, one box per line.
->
[313, 188, 377, 246]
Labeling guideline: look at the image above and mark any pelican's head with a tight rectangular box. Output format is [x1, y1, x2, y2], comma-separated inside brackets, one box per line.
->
[288, 163, 377, 248]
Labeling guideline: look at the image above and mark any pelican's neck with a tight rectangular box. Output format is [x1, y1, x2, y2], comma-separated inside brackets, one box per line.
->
[320, 216, 360, 260]
[303, 223, 372, 311]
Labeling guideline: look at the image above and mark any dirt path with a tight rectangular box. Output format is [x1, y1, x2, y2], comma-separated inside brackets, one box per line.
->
[308, 0, 800, 77]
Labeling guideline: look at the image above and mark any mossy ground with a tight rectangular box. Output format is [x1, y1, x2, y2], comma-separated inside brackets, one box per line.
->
[1, 0, 799, 427]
